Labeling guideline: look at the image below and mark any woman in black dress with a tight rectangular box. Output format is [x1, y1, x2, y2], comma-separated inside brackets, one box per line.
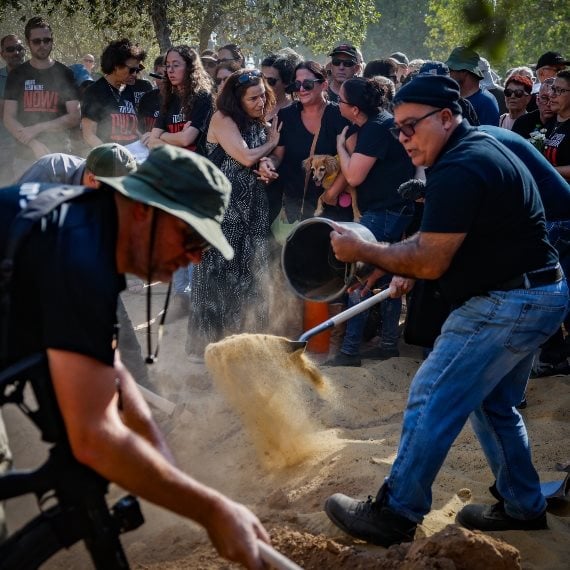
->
[186, 70, 281, 359]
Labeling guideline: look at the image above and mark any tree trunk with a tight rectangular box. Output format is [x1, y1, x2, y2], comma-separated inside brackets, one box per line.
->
[148, 0, 172, 53]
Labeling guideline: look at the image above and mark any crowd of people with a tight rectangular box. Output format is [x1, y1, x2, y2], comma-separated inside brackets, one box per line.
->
[1, 13, 570, 566]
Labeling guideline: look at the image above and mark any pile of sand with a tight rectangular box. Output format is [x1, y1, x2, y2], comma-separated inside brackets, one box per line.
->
[4, 287, 569, 569]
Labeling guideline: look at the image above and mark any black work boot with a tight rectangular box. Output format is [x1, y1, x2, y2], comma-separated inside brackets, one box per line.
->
[325, 492, 417, 547]
[456, 501, 547, 532]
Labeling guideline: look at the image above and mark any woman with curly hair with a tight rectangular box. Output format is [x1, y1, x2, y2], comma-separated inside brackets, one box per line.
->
[144, 45, 213, 152]
[186, 69, 281, 359]
[82, 38, 145, 147]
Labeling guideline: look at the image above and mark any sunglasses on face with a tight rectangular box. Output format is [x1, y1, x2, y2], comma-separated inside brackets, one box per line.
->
[4, 45, 25, 53]
[504, 88, 528, 98]
[551, 86, 570, 96]
[390, 108, 441, 140]
[331, 59, 356, 68]
[127, 66, 142, 74]
[30, 37, 52, 46]
[288, 78, 324, 92]
[182, 229, 212, 254]
[236, 70, 262, 86]
[264, 76, 279, 87]
[218, 57, 239, 63]
[202, 60, 217, 68]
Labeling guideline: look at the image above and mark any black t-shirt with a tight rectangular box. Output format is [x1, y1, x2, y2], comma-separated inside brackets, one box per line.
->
[512, 109, 546, 139]
[0, 185, 125, 366]
[4, 61, 78, 153]
[82, 77, 139, 144]
[138, 88, 161, 133]
[155, 91, 213, 152]
[421, 121, 557, 303]
[544, 118, 570, 168]
[132, 78, 153, 108]
[277, 101, 349, 220]
[351, 110, 415, 212]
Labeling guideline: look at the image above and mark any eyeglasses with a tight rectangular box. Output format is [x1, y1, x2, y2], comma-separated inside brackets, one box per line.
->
[264, 76, 279, 87]
[3, 45, 25, 53]
[338, 98, 352, 106]
[288, 78, 324, 92]
[504, 88, 528, 98]
[127, 66, 142, 74]
[236, 70, 262, 86]
[182, 229, 212, 254]
[390, 108, 441, 139]
[331, 59, 356, 68]
[30, 37, 52, 46]
[550, 86, 570, 96]
[202, 60, 217, 68]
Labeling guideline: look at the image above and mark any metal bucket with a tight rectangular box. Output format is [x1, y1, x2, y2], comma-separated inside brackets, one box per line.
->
[281, 217, 376, 302]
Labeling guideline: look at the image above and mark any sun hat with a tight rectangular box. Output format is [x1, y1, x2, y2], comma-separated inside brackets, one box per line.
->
[85, 143, 138, 177]
[98, 145, 234, 260]
[445, 46, 483, 79]
[393, 74, 462, 115]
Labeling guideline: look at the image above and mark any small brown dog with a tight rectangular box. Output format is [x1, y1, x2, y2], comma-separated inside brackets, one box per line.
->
[302, 154, 361, 222]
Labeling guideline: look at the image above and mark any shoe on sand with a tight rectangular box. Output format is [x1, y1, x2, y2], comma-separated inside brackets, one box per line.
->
[323, 353, 361, 367]
[456, 502, 547, 532]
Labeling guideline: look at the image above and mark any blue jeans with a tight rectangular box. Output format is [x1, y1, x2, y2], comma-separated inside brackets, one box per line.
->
[384, 280, 568, 523]
[341, 206, 413, 355]
[173, 264, 193, 295]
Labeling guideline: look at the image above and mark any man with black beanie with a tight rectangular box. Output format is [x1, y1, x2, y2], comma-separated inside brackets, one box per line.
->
[324, 74, 567, 546]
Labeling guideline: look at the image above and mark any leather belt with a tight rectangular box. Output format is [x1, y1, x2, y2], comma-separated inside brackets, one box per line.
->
[493, 264, 564, 292]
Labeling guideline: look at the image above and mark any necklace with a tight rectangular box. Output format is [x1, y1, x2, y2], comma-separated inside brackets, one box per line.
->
[105, 77, 124, 106]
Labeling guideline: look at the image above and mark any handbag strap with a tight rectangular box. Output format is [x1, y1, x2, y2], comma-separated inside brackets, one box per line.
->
[298, 104, 326, 220]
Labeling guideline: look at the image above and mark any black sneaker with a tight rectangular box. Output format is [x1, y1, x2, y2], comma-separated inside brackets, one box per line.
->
[456, 502, 547, 532]
[361, 346, 400, 360]
[530, 359, 570, 378]
[324, 493, 417, 547]
[323, 353, 361, 367]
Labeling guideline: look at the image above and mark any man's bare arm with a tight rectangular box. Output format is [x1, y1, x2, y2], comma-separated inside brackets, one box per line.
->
[48, 349, 269, 569]
[331, 226, 466, 279]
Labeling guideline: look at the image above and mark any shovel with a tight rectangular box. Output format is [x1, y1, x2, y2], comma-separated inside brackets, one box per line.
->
[296, 287, 392, 345]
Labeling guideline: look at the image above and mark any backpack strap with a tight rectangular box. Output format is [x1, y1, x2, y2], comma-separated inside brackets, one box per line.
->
[0, 185, 95, 366]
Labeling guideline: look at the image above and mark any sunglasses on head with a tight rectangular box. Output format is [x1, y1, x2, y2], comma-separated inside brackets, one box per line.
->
[504, 88, 528, 98]
[236, 70, 262, 86]
[288, 78, 324, 92]
[127, 66, 142, 74]
[331, 59, 356, 68]
[4, 45, 25, 53]
[389, 108, 441, 139]
[30, 37, 52, 46]
[264, 76, 279, 87]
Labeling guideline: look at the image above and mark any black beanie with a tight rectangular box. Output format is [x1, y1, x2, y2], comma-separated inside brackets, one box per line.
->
[393, 75, 462, 114]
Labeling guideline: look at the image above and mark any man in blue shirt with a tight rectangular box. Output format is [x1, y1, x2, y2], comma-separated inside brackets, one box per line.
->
[446, 46, 499, 125]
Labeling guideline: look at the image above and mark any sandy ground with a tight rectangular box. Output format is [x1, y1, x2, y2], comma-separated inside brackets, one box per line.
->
[3, 282, 570, 569]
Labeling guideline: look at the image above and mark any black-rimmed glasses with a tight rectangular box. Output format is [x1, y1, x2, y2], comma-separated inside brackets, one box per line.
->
[288, 79, 324, 92]
[550, 86, 570, 96]
[389, 108, 441, 139]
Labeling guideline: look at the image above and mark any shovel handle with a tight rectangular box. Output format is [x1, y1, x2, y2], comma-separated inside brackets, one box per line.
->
[258, 540, 303, 570]
[298, 288, 392, 342]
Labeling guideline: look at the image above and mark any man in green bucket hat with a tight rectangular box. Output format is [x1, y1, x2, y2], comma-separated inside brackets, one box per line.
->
[0, 146, 274, 568]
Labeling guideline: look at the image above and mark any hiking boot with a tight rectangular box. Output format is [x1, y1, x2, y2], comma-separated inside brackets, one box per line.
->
[324, 493, 417, 547]
[361, 346, 400, 360]
[324, 352, 361, 367]
[456, 502, 547, 532]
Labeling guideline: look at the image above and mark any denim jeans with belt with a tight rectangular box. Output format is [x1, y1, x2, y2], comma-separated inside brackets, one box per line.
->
[384, 279, 569, 523]
[341, 206, 413, 355]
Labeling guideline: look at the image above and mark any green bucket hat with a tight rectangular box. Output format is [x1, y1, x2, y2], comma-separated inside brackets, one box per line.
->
[445, 46, 483, 79]
[98, 145, 234, 260]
